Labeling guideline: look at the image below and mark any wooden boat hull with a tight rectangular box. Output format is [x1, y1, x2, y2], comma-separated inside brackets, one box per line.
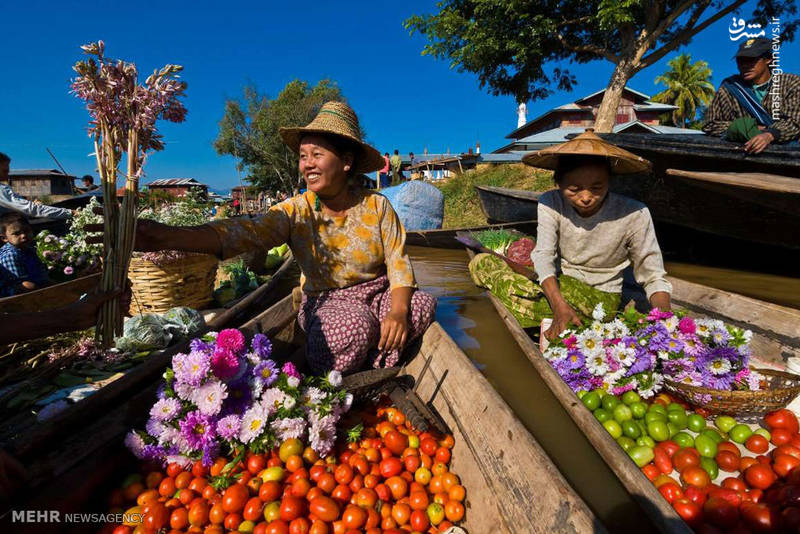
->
[0, 273, 101, 314]
[8, 291, 603, 534]
[406, 220, 538, 249]
[474, 185, 544, 223]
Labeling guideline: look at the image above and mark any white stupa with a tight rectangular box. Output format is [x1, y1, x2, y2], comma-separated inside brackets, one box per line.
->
[517, 102, 527, 128]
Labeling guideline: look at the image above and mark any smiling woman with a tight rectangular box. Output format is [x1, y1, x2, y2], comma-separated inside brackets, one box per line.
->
[120, 102, 436, 374]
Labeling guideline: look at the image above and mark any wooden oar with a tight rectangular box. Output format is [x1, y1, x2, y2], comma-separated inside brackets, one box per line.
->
[454, 232, 537, 280]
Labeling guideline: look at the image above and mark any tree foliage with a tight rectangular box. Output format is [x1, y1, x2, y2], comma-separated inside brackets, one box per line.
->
[214, 80, 356, 193]
[652, 53, 715, 127]
[406, 0, 797, 132]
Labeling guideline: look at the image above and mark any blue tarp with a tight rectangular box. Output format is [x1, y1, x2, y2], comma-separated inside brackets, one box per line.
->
[379, 181, 443, 231]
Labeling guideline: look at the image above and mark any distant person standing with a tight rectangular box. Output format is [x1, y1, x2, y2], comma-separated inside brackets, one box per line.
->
[380, 152, 390, 187]
[390, 149, 402, 186]
[409, 152, 419, 180]
[232, 197, 241, 215]
[80, 175, 99, 193]
[0, 152, 72, 220]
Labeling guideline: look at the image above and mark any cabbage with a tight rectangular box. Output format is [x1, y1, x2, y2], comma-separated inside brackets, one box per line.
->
[118, 313, 173, 351]
[163, 307, 205, 336]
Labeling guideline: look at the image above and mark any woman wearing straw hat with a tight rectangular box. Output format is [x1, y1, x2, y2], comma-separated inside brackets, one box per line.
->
[125, 102, 437, 374]
[469, 130, 671, 339]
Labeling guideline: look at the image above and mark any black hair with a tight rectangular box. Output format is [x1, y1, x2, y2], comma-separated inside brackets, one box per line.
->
[0, 152, 10, 164]
[393, 149, 399, 155]
[553, 156, 612, 184]
[384, 152, 389, 156]
[82, 175, 94, 184]
[0, 212, 29, 236]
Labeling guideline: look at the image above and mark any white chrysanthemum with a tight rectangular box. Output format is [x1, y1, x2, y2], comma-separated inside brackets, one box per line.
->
[287, 376, 300, 388]
[612, 346, 637, 367]
[326, 370, 342, 387]
[577, 330, 603, 354]
[708, 358, 732, 376]
[585, 354, 609, 376]
[695, 319, 714, 338]
[302, 387, 327, 406]
[743, 330, 753, 343]
[591, 321, 605, 335]
[262, 388, 290, 416]
[592, 303, 606, 322]
[663, 316, 679, 333]
[240, 405, 268, 443]
[545, 347, 568, 362]
[282, 396, 297, 410]
[657, 350, 671, 361]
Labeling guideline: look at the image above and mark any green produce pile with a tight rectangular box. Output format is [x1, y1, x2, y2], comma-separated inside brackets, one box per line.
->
[474, 229, 520, 254]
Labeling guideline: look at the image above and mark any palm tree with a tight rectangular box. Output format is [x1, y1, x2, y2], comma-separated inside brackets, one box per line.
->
[652, 54, 715, 128]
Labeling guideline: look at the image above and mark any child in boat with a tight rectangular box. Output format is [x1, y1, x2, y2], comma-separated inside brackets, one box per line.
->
[470, 130, 671, 339]
[106, 102, 437, 375]
[0, 212, 48, 297]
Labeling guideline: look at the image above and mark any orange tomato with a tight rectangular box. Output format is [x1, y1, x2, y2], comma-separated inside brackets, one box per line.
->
[309, 496, 340, 522]
[409, 492, 429, 511]
[169, 507, 189, 530]
[444, 500, 465, 522]
[334, 464, 354, 485]
[355, 488, 378, 509]
[175, 471, 192, 489]
[187, 501, 210, 527]
[448, 485, 466, 502]
[434, 448, 451, 465]
[441, 473, 459, 491]
[391, 503, 411, 525]
[208, 504, 225, 525]
[681, 467, 711, 489]
[286, 455, 304, 473]
[641, 464, 659, 481]
[223, 513, 242, 530]
[145, 472, 164, 489]
[385, 476, 408, 500]
[342, 505, 367, 529]
[158, 478, 177, 498]
[222, 484, 249, 513]
[210, 458, 228, 477]
[431, 462, 448, 476]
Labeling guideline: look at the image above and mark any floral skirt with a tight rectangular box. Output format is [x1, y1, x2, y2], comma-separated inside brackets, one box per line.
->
[298, 276, 437, 374]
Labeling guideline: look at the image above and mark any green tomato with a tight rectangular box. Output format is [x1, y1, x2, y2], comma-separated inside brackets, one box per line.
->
[602, 395, 622, 412]
[694, 434, 718, 458]
[577, 390, 588, 400]
[673, 432, 695, 448]
[613, 404, 633, 423]
[647, 420, 670, 442]
[667, 403, 686, 413]
[637, 436, 656, 448]
[630, 402, 648, 419]
[603, 420, 623, 439]
[594, 408, 611, 423]
[754, 428, 771, 441]
[667, 410, 688, 429]
[687, 414, 707, 433]
[622, 391, 641, 406]
[702, 428, 725, 444]
[648, 404, 668, 416]
[582, 391, 601, 412]
[715, 415, 737, 433]
[628, 446, 655, 468]
[617, 436, 636, 452]
[622, 420, 641, 440]
[667, 422, 680, 438]
[700, 457, 719, 480]
[260, 466, 285, 482]
[645, 411, 668, 425]
[730, 424, 753, 444]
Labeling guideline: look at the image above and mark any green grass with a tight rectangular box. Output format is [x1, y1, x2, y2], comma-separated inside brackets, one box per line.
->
[434, 163, 554, 229]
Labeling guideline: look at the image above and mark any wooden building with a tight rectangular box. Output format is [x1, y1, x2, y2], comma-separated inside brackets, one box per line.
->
[6, 169, 76, 199]
[146, 178, 207, 198]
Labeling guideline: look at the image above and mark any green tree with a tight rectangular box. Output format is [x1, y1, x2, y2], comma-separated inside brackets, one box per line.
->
[214, 80, 356, 193]
[652, 53, 715, 127]
[405, 1, 796, 132]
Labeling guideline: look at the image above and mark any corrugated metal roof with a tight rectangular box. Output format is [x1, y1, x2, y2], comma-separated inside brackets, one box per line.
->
[147, 178, 205, 187]
[10, 169, 70, 176]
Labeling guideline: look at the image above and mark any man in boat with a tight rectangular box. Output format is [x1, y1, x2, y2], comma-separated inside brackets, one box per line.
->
[469, 130, 672, 339]
[0, 152, 72, 220]
[91, 102, 437, 375]
[703, 37, 800, 153]
[79, 174, 99, 193]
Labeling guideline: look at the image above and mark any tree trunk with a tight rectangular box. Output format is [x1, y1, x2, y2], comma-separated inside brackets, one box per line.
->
[594, 61, 636, 133]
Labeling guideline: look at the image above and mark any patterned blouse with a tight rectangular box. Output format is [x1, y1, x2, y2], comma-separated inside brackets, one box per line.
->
[209, 189, 416, 295]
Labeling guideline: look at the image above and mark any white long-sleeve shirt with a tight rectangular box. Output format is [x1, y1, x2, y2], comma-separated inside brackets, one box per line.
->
[0, 184, 71, 219]
[531, 190, 672, 298]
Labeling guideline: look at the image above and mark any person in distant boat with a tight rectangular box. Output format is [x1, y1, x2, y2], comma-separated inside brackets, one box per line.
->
[91, 102, 436, 375]
[469, 130, 672, 340]
[0, 152, 72, 219]
[80, 174, 99, 193]
[390, 149, 403, 186]
[703, 37, 800, 153]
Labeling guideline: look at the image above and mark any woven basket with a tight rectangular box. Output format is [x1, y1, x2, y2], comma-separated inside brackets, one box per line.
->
[664, 368, 800, 419]
[128, 253, 219, 315]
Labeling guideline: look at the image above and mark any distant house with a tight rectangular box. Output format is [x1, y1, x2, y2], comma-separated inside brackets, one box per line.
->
[6, 169, 76, 199]
[493, 87, 703, 153]
[146, 178, 208, 198]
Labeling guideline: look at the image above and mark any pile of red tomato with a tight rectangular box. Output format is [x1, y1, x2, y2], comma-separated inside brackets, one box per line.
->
[102, 404, 465, 534]
[641, 406, 800, 532]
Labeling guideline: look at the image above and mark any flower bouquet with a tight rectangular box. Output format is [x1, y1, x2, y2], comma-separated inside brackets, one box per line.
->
[36, 197, 103, 281]
[126, 329, 353, 468]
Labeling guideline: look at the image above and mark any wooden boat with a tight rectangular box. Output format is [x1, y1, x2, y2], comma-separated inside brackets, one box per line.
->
[406, 220, 537, 249]
[10, 291, 604, 534]
[462, 240, 800, 534]
[474, 185, 544, 223]
[0, 272, 102, 314]
[0, 252, 298, 467]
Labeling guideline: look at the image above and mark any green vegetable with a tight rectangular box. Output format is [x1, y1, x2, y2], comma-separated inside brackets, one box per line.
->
[629, 446, 655, 467]
[473, 229, 520, 254]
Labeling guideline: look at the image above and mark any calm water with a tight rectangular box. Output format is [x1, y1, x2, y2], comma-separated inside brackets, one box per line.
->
[408, 246, 654, 533]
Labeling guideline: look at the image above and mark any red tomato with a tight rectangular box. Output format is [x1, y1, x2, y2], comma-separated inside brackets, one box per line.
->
[188, 501, 210, 527]
[280, 496, 305, 522]
[782, 506, 800, 532]
[717, 442, 741, 457]
[773, 454, 800, 477]
[765, 409, 799, 434]
[420, 438, 438, 457]
[224, 513, 243, 530]
[715, 451, 740, 473]
[656, 440, 680, 458]
[409, 509, 430, 531]
[379, 458, 403, 478]
[166, 462, 185, 478]
[772, 428, 794, 446]
[244, 497, 265, 521]
[642, 464, 659, 481]
[707, 487, 742, 507]
[740, 457, 759, 472]
[289, 517, 311, 534]
[744, 435, 769, 454]
[143, 502, 169, 530]
[682, 467, 711, 489]
[654, 448, 673, 474]
[260, 481, 282, 503]
[685, 485, 707, 507]
[317, 473, 336, 494]
[334, 464, 354, 485]
[265, 520, 290, 534]
[740, 502, 779, 533]
[673, 449, 701, 473]
[248, 454, 267, 475]
[703, 496, 740, 529]
[383, 431, 409, 456]
[673, 498, 702, 526]
[774, 445, 800, 460]
[721, 477, 747, 492]
[331, 484, 352, 504]
[308, 496, 340, 522]
[745, 464, 778, 490]
[658, 483, 684, 504]
[342, 505, 367, 529]
[222, 484, 249, 513]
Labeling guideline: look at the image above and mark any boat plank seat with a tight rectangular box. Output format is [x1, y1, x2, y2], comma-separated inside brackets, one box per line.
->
[666, 169, 800, 195]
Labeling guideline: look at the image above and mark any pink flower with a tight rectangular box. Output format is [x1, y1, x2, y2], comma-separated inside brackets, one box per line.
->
[63, 266, 74, 275]
[211, 347, 240, 379]
[281, 362, 301, 379]
[216, 329, 245, 353]
[678, 317, 696, 335]
[563, 335, 577, 349]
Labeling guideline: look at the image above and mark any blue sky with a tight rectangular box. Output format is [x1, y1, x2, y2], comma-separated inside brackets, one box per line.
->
[1, 0, 795, 191]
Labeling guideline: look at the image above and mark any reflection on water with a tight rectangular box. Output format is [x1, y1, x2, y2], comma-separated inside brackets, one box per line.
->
[408, 246, 653, 533]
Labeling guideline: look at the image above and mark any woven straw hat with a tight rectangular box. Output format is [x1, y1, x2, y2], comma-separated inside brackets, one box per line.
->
[279, 102, 385, 174]
[522, 129, 652, 175]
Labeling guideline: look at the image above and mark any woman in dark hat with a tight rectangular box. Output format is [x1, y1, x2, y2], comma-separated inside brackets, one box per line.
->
[127, 102, 436, 374]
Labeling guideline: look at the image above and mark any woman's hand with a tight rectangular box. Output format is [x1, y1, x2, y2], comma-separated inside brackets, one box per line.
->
[379, 309, 409, 353]
[649, 291, 671, 313]
[545, 301, 582, 341]
[70, 286, 131, 329]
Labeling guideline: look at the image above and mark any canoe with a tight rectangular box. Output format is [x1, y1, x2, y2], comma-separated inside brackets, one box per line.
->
[463, 241, 800, 534]
[0, 252, 298, 467]
[0, 272, 102, 314]
[474, 185, 544, 223]
[9, 291, 604, 534]
[406, 220, 538, 249]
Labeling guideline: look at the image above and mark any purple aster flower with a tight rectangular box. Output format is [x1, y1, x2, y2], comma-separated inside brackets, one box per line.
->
[679, 333, 703, 357]
[565, 350, 585, 370]
[150, 397, 181, 421]
[211, 347, 240, 379]
[271, 417, 307, 441]
[627, 352, 653, 376]
[201, 442, 220, 468]
[309, 414, 337, 457]
[179, 411, 216, 451]
[124, 431, 146, 459]
[281, 362, 301, 380]
[251, 334, 273, 358]
[146, 418, 167, 438]
[216, 329, 246, 353]
[216, 414, 242, 441]
[177, 351, 210, 386]
[710, 328, 732, 346]
[647, 334, 671, 352]
[193, 380, 228, 416]
[156, 383, 167, 400]
[662, 358, 693, 378]
[190, 338, 213, 354]
[704, 371, 735, 390]
[674, 370, 703, 387]
[222, 375, 252, 415]
[141, 443, 166, 462]
[174, 381, 194, 401]
[253, 360, 279, 387]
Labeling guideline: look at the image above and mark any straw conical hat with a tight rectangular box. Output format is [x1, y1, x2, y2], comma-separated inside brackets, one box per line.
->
[522, 129, 652, 175]
[279, 102, 385, 174]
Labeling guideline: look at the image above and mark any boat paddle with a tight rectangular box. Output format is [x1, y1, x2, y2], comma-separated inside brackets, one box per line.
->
[454, 232, 537, 281]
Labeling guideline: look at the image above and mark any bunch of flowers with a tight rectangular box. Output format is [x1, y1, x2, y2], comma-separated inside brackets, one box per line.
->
[125, 329, 352, 467]
[36, 197, 103, 280]
[543, 305, 758, 398]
